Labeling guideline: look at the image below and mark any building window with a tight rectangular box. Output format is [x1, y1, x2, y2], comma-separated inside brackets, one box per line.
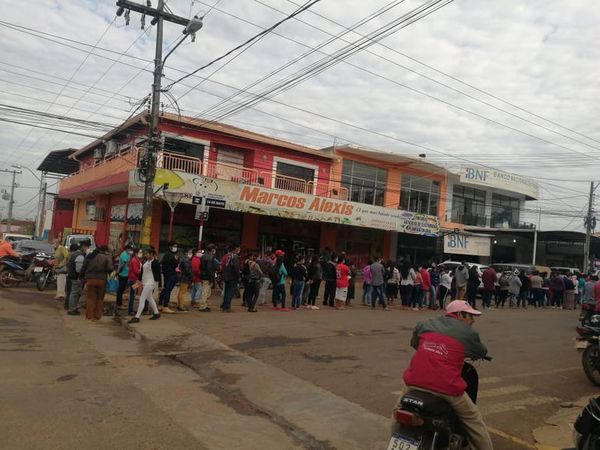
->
[451, 185, 487, 226]
[399, 175, 439, 216]
[274, 161, 315, 193]
[491, 193, 520, 228]
[341, 160, 387, 206]
[163, 137, 205, 159]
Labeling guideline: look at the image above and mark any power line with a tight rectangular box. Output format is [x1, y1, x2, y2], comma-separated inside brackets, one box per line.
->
[12, 16, 117, 153]
[163, 0, 323, 90]
[277, 0, 600, 151]
[0, 14, 593, 198]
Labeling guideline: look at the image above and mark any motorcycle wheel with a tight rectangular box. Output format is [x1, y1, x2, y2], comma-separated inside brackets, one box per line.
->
[0, 267, 16, 288]
[582, 344, 600, 386]
[36, 272, 48, 291]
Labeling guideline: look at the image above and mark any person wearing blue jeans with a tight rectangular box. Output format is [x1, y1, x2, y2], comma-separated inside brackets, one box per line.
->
[292, 281, 305, 309]
[482, 290, 493, 309]
[271, 253, 288, 310]
[371, 284, 387, 309]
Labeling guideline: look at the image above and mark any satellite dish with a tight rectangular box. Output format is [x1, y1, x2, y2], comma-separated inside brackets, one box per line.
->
[2, 193, 9, 201]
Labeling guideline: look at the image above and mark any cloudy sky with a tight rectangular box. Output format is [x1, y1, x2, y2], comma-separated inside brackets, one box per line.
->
[0, 0, 598, 231]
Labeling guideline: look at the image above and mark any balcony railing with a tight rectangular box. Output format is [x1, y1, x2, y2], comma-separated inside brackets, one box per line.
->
[450, 213, 488, 227]
[61, 149, 348, 200]
[157, 151, 347, 199]
[59, 146, 140, 192]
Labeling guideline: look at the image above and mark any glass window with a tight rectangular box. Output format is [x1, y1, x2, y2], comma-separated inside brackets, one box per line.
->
[276, 162, 315, 182]
[491, 193, 520, 228]
[340, 160, 387, 206]
[399, 175, 439, 216]
[275, 161, 315, 193]
[163, 137, 205, 159]
[451, 185, 487, 226]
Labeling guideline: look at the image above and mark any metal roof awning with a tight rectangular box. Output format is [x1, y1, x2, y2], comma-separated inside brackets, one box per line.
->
[37, 148, 79, 175]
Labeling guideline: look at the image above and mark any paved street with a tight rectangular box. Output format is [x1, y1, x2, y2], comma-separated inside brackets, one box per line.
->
[1, 286, 595, 449]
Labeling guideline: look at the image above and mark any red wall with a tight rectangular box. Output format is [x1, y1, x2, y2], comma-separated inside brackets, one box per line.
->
[159, 122, 333, 195]
[50, 198, 74, 241]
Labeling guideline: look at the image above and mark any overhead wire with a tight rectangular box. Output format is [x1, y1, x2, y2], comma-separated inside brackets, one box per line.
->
[0, 11, 595, 201]
[277, 0, 600, 151]
[197, 0, 456, 124]
[11, 16, 117, 153]
[163, 0, 323, 90]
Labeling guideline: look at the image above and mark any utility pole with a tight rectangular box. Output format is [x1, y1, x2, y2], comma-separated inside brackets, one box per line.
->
[38, 181, 47, 238]
[0, 169, 22, 232]
[584, 181, 598, 274]
[116, 1, 202, 247]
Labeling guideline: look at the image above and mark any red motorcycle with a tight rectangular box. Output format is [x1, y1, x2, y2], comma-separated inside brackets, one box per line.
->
[33, 256, 56, 291]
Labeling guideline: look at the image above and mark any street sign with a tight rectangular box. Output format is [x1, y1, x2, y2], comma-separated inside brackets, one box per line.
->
[205, 198, 226, 208]
[192, 196, 203, 205]
[195, 205, 209, 221]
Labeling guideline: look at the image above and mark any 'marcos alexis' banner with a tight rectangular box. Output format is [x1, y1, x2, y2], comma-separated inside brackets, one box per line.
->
[129, 169, 440, 235]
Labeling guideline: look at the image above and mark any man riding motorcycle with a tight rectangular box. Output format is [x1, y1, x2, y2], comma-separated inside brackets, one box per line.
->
[392, 300, 493, 450]
[0, 239, 20, 258]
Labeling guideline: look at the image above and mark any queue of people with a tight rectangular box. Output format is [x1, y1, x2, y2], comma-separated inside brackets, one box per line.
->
[48, 236, 600, 323]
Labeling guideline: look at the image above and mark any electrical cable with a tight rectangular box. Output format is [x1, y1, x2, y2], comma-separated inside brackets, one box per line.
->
[163, 0, 322, 90]
[12, 16, 117, 153]
[198, 0, 455, 124]
[1, 14, 595, 200]
[277, 0, 600, 151]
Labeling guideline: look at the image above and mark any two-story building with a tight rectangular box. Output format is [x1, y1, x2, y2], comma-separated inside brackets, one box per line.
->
[55, 113, 440, 265]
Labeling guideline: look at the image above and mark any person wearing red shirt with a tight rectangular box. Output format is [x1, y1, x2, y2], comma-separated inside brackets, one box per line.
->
[191, 249, 202, 307]
[127, 248, 143, 316]
[394, 300, 492, 450]
[335, 258, 350, 310]
[419, 264, 431, 309]
[593, 278, 600, 313]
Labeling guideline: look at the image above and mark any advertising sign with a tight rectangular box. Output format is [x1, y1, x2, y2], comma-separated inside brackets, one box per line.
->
[131, 169, 440, 235]
[460, 165, 539, 199]
[444, 234, 491, 257]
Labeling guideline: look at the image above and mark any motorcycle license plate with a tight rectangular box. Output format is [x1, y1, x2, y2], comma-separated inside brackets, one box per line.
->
[387, 433, 420, 450]
[575, 340, 589, 350]
[33, 266, 43, 273]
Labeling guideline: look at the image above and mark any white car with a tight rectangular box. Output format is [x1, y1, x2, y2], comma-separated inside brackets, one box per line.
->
[439, 260, 488, 276]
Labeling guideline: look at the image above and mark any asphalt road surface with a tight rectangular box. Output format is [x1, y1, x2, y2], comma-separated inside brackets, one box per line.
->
[172, 299, 594, 448]
[1, 286, 595, 449]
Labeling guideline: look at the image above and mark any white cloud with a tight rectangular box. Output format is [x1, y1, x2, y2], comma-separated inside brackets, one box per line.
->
[0, 0, 598, 231]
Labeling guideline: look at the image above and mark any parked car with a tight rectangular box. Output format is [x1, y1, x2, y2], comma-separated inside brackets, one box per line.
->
[490, 263, 536, 275]
[551, 266, 581, 276]
[2, 233, 33, 246]
[440, 260, 488, 276]
[13, 240, 54, 257]
[64, 234, 95, 251]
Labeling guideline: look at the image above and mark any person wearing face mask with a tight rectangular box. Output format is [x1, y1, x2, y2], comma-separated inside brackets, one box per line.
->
[127, 248, 143, 316]
[177, 248, 193, 312]
[191, 248, 202, 308]
[116, 245, 133, 311]
[158, 241, 179, 314]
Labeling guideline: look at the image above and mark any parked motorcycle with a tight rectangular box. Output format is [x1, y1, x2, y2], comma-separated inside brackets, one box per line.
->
[571, 396, 600, 449]
[576, 316, 600, 387]
[0, 257, 29, 288]
[389, 357, 491, 450]
[580, 303, 597, 326]
[34, 257, 56, 291]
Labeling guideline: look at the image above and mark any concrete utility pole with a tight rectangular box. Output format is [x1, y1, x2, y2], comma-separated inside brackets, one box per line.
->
[583, 181, 598, 274]
[116, 0, 202, 247]
[0, 168, 22, 231]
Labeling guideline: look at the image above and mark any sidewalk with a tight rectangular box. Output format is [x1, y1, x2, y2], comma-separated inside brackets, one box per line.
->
[60, 296, 391, 449]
